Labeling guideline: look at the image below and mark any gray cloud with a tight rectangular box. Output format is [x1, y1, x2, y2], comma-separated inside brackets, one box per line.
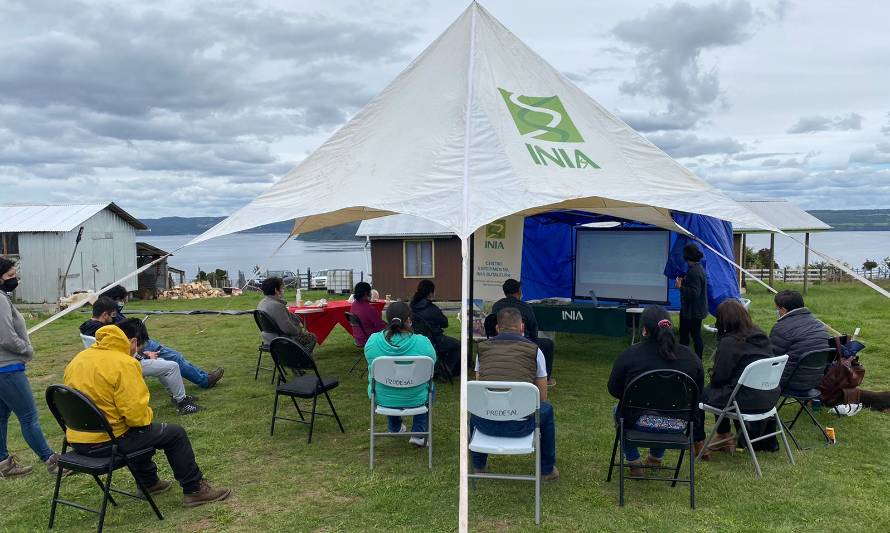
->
[849, 142, 890, 164]
[646, 131, 745, 158]
[882, 112, 890, 135]
[733, 151, 799, 161]
[612, 0, 757, 131]
[787, 112, 863, 134]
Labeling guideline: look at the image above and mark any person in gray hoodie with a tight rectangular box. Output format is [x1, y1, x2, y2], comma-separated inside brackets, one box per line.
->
[0, 258, 62, 478]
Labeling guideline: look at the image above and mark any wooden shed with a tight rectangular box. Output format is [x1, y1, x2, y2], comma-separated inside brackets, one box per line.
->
[356, 215, 461, 301]
[136, 242, 177, 299]
[0, 203, 147, 303]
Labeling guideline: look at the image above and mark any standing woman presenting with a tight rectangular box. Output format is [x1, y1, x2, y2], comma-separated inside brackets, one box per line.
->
[676, 243, 708, 359]
[0, 258, 61, 478]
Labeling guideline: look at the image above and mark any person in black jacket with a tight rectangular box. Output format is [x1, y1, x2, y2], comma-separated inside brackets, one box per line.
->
[491, 279, 556, 386]
[702, 300, 780, 456]
[608, 306, 705, 475]
[409, 280, 461, 377]
[769, 290, 831, 386]
[676, 243, 708, 359]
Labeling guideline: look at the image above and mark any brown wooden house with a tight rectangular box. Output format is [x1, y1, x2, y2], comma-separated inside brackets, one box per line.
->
[356, 215, 461, 301]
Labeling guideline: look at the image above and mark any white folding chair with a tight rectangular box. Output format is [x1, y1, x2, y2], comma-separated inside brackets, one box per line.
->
[369, 356, 435, 470]
[467, 381, 542, 525]
[696, 355, 795, 477]
[80, 334, 96, 348]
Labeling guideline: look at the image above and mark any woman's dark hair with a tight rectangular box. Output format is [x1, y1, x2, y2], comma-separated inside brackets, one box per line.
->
[715, 299, 756, 339]
[384, 301, 413, 342]
[683, 243, 704, 262]
[353, 281, 372, 301]
[116, 318, 149, 345]
[410, 279, 435, 306]
[104, 285, 129, 301]
[0, 258, 14, 278]
[261, 277, 283, 296]
[641, 305, 676, 361]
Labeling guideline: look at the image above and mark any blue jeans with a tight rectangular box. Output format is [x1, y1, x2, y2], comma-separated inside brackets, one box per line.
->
[470, 401, 556, 475]
[0, 371, 54, 462]
[143, 339, 209, 388]
[386, 386, 435, 435]
[613, 406, 665, 462]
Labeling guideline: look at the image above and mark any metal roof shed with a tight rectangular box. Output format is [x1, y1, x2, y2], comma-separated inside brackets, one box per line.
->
[0, 203, 147, 304]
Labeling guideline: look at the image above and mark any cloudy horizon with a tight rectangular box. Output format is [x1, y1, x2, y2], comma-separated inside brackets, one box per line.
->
[2, 0, 888, 219]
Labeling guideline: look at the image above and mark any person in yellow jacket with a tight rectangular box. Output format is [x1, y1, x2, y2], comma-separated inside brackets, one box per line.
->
[64, 319, 231, 508]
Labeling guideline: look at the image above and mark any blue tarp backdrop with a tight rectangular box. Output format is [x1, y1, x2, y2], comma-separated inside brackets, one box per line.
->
[519, 211, 740, 316]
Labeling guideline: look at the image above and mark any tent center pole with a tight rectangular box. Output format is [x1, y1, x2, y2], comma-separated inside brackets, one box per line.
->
[803, 232, 811, 295]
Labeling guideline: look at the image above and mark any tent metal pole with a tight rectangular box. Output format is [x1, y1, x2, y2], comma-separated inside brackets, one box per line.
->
[740, 233, 747, 289]
[803, 232, 811, 295]
[768, 233, 776, 287]
[468, 234, 475, 348]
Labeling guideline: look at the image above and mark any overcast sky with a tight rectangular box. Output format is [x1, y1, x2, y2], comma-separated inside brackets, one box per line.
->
[2, 0, 888, 218]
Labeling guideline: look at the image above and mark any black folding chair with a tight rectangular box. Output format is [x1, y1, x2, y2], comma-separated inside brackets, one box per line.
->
[778, 348, 836, 450]
[412, 314, 453, 385]
[270, 337, 345, 443]
[254, 310, 285, 383]
[606, 370, 699, 508]
[344, 311, 369, 376]
[45, 385, 163, 533]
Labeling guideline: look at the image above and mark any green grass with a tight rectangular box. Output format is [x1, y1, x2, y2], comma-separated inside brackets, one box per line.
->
[3, 283, 890, 532]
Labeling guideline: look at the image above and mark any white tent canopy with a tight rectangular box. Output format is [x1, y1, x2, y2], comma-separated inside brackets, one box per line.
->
[186, 3, 778, 530]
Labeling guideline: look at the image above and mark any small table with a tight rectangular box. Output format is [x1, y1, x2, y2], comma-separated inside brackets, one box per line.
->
[287, 300, 386, 345]
[626, 307, 645, 344]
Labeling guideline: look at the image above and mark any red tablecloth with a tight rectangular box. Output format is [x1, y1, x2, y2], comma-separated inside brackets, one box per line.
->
[287, 300, 386, 345]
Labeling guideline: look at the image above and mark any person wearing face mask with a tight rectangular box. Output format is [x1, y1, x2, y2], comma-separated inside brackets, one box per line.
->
[79, 297, 200, 415]
[104, 285, 224, 389]
[64, 318, 231, 507]
[256, 277, 317, 354]
[0, 258, 64, 478]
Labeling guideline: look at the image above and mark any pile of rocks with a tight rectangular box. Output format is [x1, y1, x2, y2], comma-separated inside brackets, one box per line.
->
[159, 281, 228, 300]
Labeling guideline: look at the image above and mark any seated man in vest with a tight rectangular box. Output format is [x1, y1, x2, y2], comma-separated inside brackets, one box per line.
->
[64, 319, 231, 507]
[79, 297, 200, 415]
[491, 279, 556, 386]
[105, 285, 224, 389]
[769, 290, 831, 386]
[472, 307, 558, 481]
[256, 277, 317, 354]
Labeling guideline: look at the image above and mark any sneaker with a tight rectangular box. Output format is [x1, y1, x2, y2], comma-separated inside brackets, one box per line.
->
[547, 377, 557, 388]
[392, 423, 407, 434]
[137, 479, 173, 497]
[206, 368, 224, 388]
[644, 455, 663, 468]
[170, 394, 199, 407]
[182, 480, 232, 508]
[176, 397, 202, 415]
[409, 436, 427, 447]
[626, 459, 644, 477]
[45, 453, 72, 477]
[0, 455, 32, 478]
[542, 466, 560, 482]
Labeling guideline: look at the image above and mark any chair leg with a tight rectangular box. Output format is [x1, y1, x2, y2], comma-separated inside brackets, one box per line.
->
[92, 475, 117, 506]
[781, 417, 804, 451]
[348, 353, 365, 375]
[307, 395, 318, 444]
[255, 349, 263, 380]
[689, 438, 696, 510]
[801, 402, 832, 444]
[270, 393, 279, 436]
[369, 403, 375, 471]
[324, 391, 345, 433]
[606, 429, 619, 482]
[736, 416, 761, 478]
[697, 412, 724, 461]
[428, 404, 433, 470]
[129, 467, 164, 520]
[777, 414, 796, 466]
[618, 425, 626, 506]
[48, 456, 65, 529]
[787, 401, 806, 430]
[97, 468, 114, 533]
[534, 428, 541, 525]
[671, 449, 685, 488]
[289, 396, 306, 421]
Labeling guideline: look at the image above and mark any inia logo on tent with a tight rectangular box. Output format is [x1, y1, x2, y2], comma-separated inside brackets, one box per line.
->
[498, 88, 600, 170]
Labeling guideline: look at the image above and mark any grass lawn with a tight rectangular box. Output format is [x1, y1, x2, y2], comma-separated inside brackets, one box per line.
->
[3, 283, 890, 532]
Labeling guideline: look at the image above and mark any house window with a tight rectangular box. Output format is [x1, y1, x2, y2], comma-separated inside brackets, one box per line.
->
[0, 233, 19, 256]
[404, 240, 434, 278]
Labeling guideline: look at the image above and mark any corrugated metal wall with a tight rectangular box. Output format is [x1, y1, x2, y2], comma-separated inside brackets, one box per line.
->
[16, 209, 138, 303]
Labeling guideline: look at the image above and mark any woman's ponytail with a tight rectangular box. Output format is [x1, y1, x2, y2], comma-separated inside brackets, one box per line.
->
[384, 302, 413, 343]
[641, 306, 677, 361]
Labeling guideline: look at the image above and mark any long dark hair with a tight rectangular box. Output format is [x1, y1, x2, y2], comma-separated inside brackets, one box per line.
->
[642, 305, 676, 361]
[715, 299, 756, 340]
[410, 279, 435, 306]
[384, 301, 414, 342]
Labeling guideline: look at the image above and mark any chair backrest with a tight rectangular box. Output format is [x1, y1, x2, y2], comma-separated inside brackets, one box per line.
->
[483, 314, 497, 338]
[80, 334, 96, 348]
[785, 349, 835, 391]
[371, 356, 434, 392]
[270, 337, 319, 381]
[254, 309, 286, 336]
[45, 385, 116, 441]
[619, 370, 699, 428]
[739, 298, 752, 310]
[344, 311, 368, 340]
[737, 355, 789, 391]
[467, 381, 539, 421]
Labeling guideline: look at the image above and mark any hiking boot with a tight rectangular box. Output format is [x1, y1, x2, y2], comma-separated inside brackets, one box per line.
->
[206, 368, 224, 388]
[0, 455, 32, 478]
[543, 466, 560, 482]
[183, 480, 232, 508]
[644, 455, 663, 468]
[626, 459, 644, 477]
[176, 397, 202, 415]
[694, 441, 710, 461]
[708, 433, 735, 454]
[408, 436, 427, 447]
[137, 479, 173, 497]
[45, 453, 72, 477]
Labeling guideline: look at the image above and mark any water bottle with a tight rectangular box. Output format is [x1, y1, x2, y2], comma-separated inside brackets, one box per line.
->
[588, 289, 598, 307]
[295, 288, 303, 307]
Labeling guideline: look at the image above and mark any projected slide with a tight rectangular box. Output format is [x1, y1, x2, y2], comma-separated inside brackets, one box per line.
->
[574, 230, 669, 303]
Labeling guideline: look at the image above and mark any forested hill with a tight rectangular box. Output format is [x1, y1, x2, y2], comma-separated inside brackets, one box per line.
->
[138, 217, 361, 240]
[808, 209, 890, 231]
